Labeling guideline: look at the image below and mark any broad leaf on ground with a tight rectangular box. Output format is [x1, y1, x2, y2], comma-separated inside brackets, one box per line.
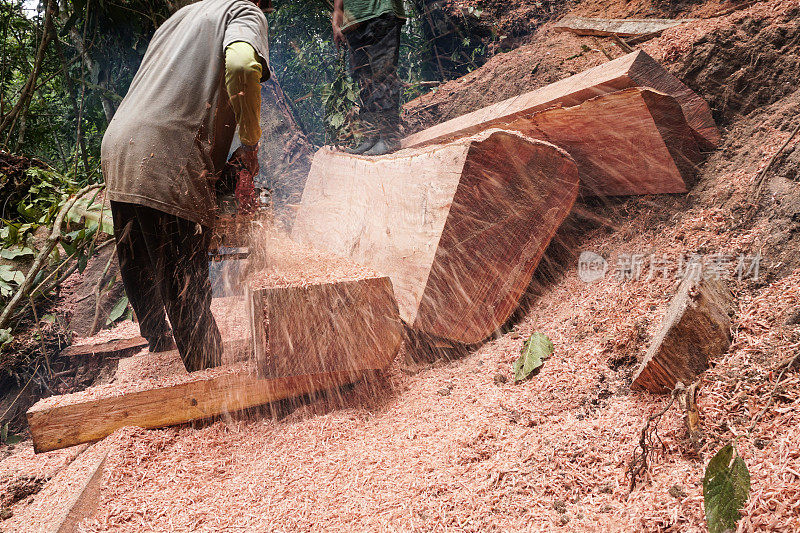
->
[107, 295, 129, 325]
[0, 265, 24, 295]
[512, 332, 554, 382]
[703, 443, 751, 533]
[0, 328, 12, 348]
[0, 246, 35, 260]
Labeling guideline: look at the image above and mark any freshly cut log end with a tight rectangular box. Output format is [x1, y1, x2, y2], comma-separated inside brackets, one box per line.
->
[508, 88, 702, 196]
[412, 131, 579, 343]
[401, 50, 719, 152]
[292, 129, 579, 344]
[632, 276, 735, 393]
[247, 236, 402, 378]
[624, 50, 720, 150]
[249, 278, 402, 378]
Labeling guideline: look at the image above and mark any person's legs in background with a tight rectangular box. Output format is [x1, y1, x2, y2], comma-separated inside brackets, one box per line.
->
[345, 14, 403, 155]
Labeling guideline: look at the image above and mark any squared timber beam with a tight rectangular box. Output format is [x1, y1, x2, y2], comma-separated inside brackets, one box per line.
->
[401, 50, 719, 151]
[508, 88, 702, 196]
[247, 241, 402, 377]
[26, 365, 363, 453]
[292, 129, 580, 344]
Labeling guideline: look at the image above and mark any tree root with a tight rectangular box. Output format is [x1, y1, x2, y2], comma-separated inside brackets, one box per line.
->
[627, 383, 685, 494]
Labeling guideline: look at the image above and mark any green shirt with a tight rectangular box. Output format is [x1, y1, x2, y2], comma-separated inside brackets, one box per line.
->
[342, 0, 406, 31]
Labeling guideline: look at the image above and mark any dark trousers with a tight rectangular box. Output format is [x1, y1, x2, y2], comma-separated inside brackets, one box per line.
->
[110, 201, 222, 372]
[346, 14, 403, 138]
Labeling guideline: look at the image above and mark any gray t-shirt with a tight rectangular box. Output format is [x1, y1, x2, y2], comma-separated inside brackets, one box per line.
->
[101, 0, 270, 227]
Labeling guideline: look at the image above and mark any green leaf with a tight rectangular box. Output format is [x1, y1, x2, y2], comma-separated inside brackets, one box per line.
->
[77, 251, 89, 273]
[512, 332, 554, 382]
[0, 246, 34, 260]
[328, 113, 345, 128]
[0, 423, 6, 443]
[703, 443, 751, 533]
[0, 265, 24, 285]
[60, 240, 77, 257]
[0, 329, 12, 348]
[107, 295, 129, 325]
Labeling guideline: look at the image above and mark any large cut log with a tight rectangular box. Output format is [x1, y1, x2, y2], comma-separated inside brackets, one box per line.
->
[27, 364, 362, 452]
[292, 129, 579, 344]
[554, 17, 692, 39]
[507, 88, 701, 196]
[247, 235, 402, 377]
[632, 275, 735, 393]
[401, 50, 719, 151]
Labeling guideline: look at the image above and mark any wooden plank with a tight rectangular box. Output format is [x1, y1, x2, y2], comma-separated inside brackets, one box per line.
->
[251, 277, 402, 378]
[52, 449, 106, 533]
[401, 50, 719, 151]
[27, 366, 361, 453]
[60, 336, 148, 358]
[632, 275, 734, 393]
[292, 129, 579, 344]
[507, 88, 702, 196]
[554, 16, 691, 38]
[5, 444, 108, 533]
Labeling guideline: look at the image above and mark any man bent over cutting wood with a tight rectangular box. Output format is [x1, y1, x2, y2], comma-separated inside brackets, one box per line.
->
[100, 0, 270, 371]
[332, 0, 406, 155]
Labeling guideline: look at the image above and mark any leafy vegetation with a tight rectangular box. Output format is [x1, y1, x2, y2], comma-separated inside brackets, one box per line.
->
[703, 443, 751, 533]
[265, 1, 445, 145]
[512, 332, 554, 382]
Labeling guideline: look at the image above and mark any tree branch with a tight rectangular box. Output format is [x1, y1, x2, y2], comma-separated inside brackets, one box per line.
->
[0, 184, 102, 331]
[0, 0, 55, 141]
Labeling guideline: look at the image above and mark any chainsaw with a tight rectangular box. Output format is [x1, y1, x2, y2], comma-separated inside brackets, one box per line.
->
[209, 155, 271, 297]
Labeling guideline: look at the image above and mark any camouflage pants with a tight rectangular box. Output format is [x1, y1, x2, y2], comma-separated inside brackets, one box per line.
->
[346, 14, 403, 138]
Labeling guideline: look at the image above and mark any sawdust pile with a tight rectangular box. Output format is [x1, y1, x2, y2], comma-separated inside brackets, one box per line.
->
[68, 121, 800, 529]
[70, 264, 799, 531]
[4, 1, 800, 531]
[248, 225, 381, 290]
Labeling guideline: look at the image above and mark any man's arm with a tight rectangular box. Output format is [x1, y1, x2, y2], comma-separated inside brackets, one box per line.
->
[225, 41, 262, 213]
[332, 0, 346, 48]
[225, 41, 262, 147]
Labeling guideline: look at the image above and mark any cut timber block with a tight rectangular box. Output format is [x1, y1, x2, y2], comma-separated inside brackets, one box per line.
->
[247, 242, 402, 377]
[402, 50, 719, 151]
[507, 88, 702, 196]
[251, 280, 401, 377]
[292, 130, 579, 344]
[554, 17, 692, 39]
[632, 276, 734, 393]
[27, 364, 362, 452]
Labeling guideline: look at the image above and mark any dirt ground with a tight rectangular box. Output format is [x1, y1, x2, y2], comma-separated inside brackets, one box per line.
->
[3, 0, 800, 530]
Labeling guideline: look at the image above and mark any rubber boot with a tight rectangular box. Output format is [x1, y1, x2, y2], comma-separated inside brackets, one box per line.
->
[363, 136, 399, 156]
[344, 135, 378, 155]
